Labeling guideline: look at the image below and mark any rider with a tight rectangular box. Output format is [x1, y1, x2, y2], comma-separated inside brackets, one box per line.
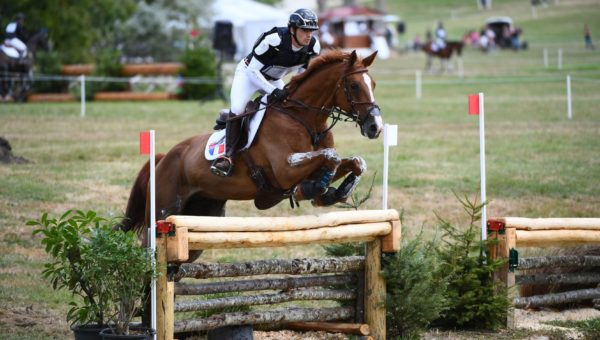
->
[5, 13, 27, 58]
[210, 8, 321, 177]
[435, 21, 447, 50]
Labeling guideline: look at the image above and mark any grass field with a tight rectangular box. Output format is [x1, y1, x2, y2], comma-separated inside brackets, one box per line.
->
[1, 0, 599, 338]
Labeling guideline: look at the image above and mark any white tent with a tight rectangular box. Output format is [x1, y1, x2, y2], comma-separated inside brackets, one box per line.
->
[210, 0, 288, 60]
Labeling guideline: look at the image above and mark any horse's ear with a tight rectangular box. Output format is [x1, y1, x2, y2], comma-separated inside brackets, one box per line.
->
[362, 51, 378, 67]
[349, 50, 358, 65]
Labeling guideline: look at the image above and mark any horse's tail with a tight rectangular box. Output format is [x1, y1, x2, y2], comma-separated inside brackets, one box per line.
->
[117, 153, 165, 234]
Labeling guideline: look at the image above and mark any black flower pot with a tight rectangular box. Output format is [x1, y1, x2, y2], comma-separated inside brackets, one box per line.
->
[71, 324, 106, 340]
[99, 327, 155, 340]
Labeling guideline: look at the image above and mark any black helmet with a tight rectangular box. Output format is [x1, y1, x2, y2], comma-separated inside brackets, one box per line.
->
[15, 13, 25, 22]
[288, 9, 318, 31]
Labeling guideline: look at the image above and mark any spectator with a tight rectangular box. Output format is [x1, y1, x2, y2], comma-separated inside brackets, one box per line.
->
[585, 24, 595, 50]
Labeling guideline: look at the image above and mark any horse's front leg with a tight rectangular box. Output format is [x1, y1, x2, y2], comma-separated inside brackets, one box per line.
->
[309, 156, 367, 207]
[287, 148, 341, 204]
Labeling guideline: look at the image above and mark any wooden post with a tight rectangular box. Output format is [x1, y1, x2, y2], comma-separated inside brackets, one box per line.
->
[382, 220, 401, 253]
[365, 239, 385, 340]
[156, 235, 174, 340]
[497, 228, 516, 328]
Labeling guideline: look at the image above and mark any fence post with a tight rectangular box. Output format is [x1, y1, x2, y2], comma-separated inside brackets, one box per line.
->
[497, 228, 516, 328]
[567, 74, 572, 120]
[365, 239, 385, 340]
[415, 70, 421, 100]
[558, 48, 563, 70]
[156, 235, 174, 340]
[80, 75, 85, 118]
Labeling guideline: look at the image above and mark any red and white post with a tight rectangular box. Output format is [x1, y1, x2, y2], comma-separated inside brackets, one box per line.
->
[140, 130, 157, 338]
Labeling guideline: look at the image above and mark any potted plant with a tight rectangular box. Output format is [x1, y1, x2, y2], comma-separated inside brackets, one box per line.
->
[91, 224, 157, 339]
[30, 210, 114, 340]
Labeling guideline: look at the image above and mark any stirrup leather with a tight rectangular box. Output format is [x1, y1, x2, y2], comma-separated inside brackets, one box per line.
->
[211, 156, 233, 177]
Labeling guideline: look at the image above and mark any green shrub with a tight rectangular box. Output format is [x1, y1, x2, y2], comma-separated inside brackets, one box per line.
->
[432, 195, 510, 330]
[29, 210, 114, 327]
[383, 232, 448, 338]
[178, 46, 218, 100]
[33, 51, 66, 93]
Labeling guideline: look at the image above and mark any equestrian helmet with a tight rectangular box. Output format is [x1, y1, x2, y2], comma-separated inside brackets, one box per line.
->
[288, 9, 319, 31]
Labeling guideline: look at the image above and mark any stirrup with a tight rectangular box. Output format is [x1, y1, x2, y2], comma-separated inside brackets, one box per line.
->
[210, 157, 233, 177]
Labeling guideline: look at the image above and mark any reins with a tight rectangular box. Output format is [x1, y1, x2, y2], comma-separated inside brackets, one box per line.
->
[227, 65, 378, 148]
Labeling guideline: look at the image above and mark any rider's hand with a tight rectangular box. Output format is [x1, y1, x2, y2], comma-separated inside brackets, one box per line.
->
[270, 88, 288, 102]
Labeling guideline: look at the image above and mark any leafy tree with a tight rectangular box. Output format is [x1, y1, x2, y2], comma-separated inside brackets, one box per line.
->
[0, 1, 136, 63]
[115, 0, 214, 61]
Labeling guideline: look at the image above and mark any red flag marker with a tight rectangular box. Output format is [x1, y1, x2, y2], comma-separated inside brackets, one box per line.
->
[140, 131, 150, 154]
[468, 94, 480, 115]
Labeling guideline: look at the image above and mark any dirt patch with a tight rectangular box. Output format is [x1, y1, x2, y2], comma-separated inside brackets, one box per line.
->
[0, 136, 29, 164]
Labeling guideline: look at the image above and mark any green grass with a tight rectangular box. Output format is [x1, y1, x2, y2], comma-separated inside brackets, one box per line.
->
[1, 0, 600, 338]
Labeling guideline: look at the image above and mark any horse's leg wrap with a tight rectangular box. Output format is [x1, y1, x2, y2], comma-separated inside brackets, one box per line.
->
[294, 167, 335, 200]
[336, 173, 360, 200]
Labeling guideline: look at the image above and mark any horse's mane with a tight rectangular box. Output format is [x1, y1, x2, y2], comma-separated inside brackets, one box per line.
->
[287, 50, 349, 93]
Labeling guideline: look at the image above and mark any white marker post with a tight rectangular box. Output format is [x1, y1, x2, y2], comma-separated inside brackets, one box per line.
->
[567, 74, 572, 120]
[469, 93, 487, 240]
[415, 70, 422, 100]
[543, 48, 548, 68]
[140, 130, 157, 339]
[558, 48, 563, 70]
[80, 75, 85, 118]
[382, 124, 398, 210]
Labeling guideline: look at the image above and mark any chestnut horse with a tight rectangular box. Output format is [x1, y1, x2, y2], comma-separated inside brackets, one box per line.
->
[120, 50, 384, 250]
[422, 40, 463, 73]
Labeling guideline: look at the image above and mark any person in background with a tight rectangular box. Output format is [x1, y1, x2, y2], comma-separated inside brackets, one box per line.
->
[210, 9, 321, 177]
[584, 24, 595, 50]
[4, 13, 27, 58]
[435, 21, 447, 50]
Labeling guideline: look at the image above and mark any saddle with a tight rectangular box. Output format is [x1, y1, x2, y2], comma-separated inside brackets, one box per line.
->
[213, 97, 262, 131]
[211, 96, 295, 210]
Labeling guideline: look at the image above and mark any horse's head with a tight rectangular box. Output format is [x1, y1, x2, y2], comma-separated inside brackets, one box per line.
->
[27, 29, 50, 55]
[336, 50, 383, 139]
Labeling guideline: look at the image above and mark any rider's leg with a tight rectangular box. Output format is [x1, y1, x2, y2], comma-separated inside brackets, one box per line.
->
[210, 60, 256, 176]
[10, 38, 26, 58]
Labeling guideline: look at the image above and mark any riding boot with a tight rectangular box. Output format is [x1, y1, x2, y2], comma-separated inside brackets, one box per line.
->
[210, 112, 242, 177]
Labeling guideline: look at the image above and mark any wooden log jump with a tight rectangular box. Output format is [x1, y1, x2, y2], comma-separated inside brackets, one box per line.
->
[94, 92, 173, 101]
[488, 217, 600, 328]
[61, 62, 183, 76]
[156, 209, 401, 340]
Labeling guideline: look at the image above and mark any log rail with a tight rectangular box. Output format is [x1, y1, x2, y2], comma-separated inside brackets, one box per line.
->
[488, 217, 600, 328]
[156, 209, 401, 340]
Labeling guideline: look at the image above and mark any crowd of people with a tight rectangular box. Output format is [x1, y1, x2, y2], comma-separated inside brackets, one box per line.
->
[463, 24, 523, 52]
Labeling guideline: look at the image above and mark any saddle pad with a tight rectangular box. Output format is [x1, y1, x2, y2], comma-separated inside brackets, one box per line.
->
[204, 95, 267, 161]
[1, 45, 19, 59]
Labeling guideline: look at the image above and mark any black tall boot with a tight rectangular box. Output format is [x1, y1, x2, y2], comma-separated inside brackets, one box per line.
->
[210, 112, 242, 177]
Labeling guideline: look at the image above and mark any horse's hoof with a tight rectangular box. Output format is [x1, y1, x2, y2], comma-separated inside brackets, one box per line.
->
[336, 174, 360, 200]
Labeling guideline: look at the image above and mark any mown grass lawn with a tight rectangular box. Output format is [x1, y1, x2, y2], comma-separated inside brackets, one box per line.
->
[1, 0, 599, 338]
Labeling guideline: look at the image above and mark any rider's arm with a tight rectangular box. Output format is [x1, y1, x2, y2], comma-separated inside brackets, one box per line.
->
[246, 32, 282, 94]
[246, 58, 278, 94]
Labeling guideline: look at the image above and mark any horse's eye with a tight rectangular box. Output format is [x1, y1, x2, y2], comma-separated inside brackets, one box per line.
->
[350, 83, 360, 92]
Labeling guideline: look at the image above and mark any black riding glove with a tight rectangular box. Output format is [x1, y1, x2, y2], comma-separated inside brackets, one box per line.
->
[270, 88, 288, 102]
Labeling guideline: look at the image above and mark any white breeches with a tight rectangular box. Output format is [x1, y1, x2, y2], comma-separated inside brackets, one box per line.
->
[230, 60, 284, 115]
[5, 38, 26, 54]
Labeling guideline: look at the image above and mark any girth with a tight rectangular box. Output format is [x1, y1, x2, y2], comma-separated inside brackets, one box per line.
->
[241, 151, 296, 210]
